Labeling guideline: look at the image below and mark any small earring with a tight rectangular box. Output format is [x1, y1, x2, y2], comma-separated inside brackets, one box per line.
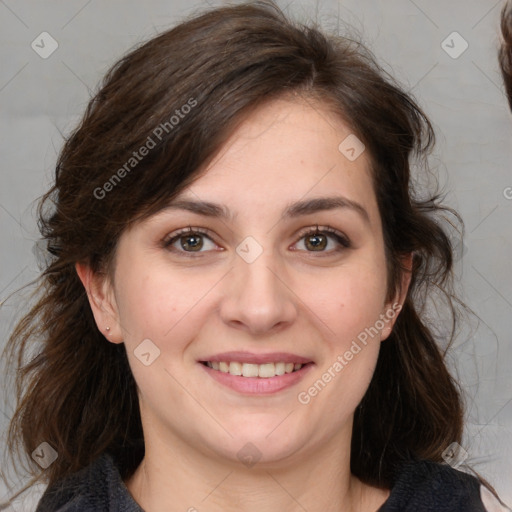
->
[106, 327, 111, 332]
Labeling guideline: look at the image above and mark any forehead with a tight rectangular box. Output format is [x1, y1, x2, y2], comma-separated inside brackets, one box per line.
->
[165, 97, 380, 227]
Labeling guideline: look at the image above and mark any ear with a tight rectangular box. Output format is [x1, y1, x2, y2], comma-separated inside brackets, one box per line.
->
[75, 262, 124, 344]
[380, 252, 413, 341]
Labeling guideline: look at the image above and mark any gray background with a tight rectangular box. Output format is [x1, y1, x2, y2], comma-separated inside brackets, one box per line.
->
[1, 0, 511, 509]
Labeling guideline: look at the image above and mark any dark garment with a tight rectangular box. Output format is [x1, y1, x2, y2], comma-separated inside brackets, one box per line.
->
[35, 453, 490, 512]
[377, 458, 486, 512]
[35, 453, 142, 512]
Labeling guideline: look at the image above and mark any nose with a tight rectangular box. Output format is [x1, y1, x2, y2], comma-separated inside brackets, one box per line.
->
[219, 247, 298, 336]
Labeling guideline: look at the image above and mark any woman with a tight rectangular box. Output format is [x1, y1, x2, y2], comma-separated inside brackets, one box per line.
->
[2, 1, 510, 511]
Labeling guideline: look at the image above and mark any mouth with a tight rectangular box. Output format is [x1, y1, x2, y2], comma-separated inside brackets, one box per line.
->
[198, 352, 315, 395]
[200, 360, 312, 378]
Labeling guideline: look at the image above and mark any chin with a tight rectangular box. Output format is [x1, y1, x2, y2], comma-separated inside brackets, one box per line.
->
[201, 427, 306, 467]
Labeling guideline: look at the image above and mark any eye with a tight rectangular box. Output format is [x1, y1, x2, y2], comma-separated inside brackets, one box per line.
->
[292, 224, 351, 254]
[162, 224, 351, 258]
[162, 226, 219, 256]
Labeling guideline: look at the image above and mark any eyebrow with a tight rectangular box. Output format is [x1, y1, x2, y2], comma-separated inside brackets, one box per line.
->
[163, 196, 370, 224]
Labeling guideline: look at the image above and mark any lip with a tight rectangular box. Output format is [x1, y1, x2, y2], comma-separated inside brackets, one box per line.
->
[199, 351, 313, 365]
[198, 360, 315, 395]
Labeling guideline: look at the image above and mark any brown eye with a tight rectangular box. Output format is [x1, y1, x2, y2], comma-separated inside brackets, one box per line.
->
[304, 232, 328, 251]
[163, 227, 218, 256]
[294, 226, 351, 254]
[178, 233, 204, 252]
[162, 225, 350, 258]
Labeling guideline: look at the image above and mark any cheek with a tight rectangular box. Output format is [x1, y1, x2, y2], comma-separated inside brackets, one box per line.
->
[298, 272, 387, 420]
[113, 259, 193, 345]
[311, 259, 388, 346]
[114, 229, 389, 343]
[112, 262, 201, 403]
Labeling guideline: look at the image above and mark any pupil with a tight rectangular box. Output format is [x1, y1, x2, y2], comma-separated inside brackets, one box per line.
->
[183, 235, 202, 251]
[307, 234, 326, 251]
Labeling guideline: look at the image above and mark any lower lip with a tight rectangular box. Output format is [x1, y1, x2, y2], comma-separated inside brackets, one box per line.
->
[199, 362, 315, 395]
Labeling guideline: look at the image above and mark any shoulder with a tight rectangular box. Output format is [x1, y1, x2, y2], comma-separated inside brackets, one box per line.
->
[35, 453, 142, 512]
[379, 458, 509, 512]
[480, 485, 512, 512]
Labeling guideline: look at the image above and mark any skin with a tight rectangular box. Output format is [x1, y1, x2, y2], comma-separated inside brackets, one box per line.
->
[77, 96, 412, 512]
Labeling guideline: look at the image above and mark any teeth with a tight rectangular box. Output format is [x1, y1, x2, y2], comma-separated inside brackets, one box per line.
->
[275, 362, 285, 375]
[258, 363, 275, 378]
[242, 363, 259, 378]
[205, 361, 305, 378]
[229, 361, 242, 376]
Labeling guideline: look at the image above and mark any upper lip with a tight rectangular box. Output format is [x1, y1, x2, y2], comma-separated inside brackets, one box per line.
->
[200, 351, 313, 365]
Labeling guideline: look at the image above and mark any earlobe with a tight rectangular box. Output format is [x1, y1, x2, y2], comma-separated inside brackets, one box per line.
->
[396, 252, 413, 306]
[379, 304, 401, 342]
[380, 325, 393, 341]
[380, 252, 413, 341]
[75, 262, 124, 344]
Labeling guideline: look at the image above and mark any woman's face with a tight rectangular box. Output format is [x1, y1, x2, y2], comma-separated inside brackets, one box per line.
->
[83, 97, 407, 467]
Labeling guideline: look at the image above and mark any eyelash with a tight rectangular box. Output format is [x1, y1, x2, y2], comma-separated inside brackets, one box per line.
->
[162, 224, 351, 258]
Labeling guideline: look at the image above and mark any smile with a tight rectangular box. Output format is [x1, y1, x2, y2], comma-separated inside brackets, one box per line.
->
[202, 361, 304, 378]
[199, 360, 315, 395]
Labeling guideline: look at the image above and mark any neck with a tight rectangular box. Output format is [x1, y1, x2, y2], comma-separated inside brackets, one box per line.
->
[124, 423, 389, 512]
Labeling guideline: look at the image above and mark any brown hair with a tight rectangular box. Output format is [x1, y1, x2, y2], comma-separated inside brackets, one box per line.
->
[1, 0, 498, 497]
[500, 0, 512, 109]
